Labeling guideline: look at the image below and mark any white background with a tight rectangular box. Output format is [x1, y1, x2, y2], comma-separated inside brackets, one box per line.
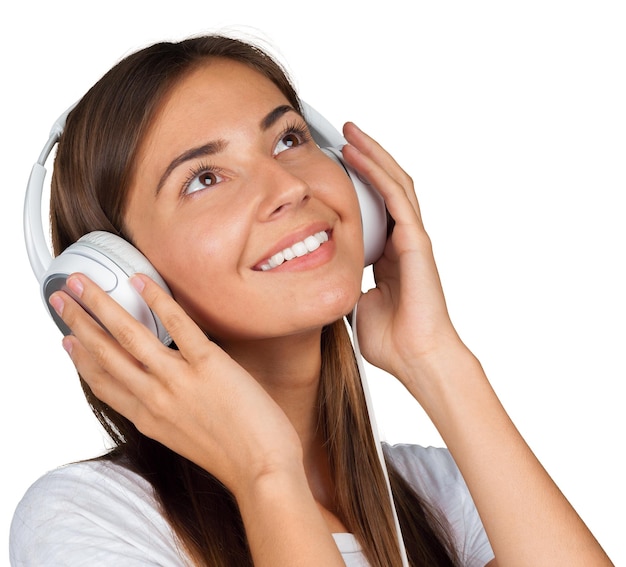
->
[1, 1, 624, 565]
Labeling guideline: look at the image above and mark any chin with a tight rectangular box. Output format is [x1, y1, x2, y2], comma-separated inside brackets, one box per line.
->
[315, 282, 361, 321]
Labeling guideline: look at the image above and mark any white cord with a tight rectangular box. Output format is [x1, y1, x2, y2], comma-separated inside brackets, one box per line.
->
[349, 306, 410, 567]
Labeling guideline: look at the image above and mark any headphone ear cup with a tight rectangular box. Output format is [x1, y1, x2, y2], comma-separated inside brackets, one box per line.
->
[78, 231, 169, 289]
[320, 147, 387, 266]
[42, 231, 172, 345]
[301, 102, 387, 266]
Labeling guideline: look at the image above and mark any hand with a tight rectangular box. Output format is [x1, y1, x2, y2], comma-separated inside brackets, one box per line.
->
[340, 123, 470, 386]
[341, 125, 615, 567]
[49, 273, 303, 497]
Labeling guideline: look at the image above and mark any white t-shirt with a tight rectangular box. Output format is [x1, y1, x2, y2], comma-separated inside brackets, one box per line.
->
[10, 445, 494, 566]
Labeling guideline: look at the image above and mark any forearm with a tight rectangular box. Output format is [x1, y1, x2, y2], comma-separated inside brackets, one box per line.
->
[401, 347, 612, 566]
[235, 466, 344, 567]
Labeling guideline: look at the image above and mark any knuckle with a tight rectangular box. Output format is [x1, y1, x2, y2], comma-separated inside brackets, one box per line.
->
[90, 342, 112, 369]
[114, 323, 139, 351]
[161, 310, 187, 338]
[419, 231, 434, 254]
[145, 383, 173, 421]
[137, 390, 178, 440]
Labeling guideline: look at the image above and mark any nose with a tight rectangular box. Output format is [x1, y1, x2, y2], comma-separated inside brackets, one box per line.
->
[256, 158, 311, 221]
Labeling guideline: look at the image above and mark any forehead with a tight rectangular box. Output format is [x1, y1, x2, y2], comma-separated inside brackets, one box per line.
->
[155, 58, 289, 131]
[133, 58, 293, 180]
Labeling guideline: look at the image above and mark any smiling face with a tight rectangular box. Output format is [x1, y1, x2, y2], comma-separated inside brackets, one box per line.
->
[123, 58, 364, 345]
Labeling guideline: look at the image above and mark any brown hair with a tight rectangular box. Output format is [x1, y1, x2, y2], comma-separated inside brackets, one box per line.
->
[50, 35, 459, 566]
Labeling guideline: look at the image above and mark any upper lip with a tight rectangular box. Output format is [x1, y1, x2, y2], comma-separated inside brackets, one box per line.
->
[252, 222, 332, 270]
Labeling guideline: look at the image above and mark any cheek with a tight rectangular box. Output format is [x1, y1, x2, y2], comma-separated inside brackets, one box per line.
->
[335, 179, 366, 264]
[150, 233, 217, 279]
[139, 200, 247, 285]
[135, 227, 227, 324]
[147, 231, 257, 337]
[163, 266, 250, 342]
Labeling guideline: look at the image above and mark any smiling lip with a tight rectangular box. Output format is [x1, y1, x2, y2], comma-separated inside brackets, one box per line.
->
[253, 225, 333, 272]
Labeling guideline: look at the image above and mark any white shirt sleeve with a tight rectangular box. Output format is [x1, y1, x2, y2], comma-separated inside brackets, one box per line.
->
[385, 444, 495, 567]
[10, 460, 191, 566]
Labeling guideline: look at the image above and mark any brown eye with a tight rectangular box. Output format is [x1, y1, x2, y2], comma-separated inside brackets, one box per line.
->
[274, 129, 306, 156]
[281, 133, 300, 148]
[200, 172, 219, 186]
[184, 167, 225, 195]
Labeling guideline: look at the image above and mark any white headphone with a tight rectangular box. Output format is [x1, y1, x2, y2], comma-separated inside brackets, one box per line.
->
[24, 101, 388, 345]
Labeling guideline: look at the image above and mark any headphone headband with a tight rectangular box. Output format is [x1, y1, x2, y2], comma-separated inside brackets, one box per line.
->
[24, 102, 79, 282]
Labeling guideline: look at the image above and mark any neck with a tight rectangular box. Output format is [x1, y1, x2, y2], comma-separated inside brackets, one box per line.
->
[219, 328, 337, 514]
[220, 328, 324, 454]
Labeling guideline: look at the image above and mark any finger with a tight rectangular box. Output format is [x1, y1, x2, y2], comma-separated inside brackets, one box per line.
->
[128, 273, 220, 366]
[343, 122, 410, 186]
[53, 275, 182, 415]
[50, 289, 155, 422]
[61, 333, 140, 416]
[341, 140, 423, 233]
[49, 282, 153, 378]
[60, 273, 167, 368]
[342, 122, 422, 218]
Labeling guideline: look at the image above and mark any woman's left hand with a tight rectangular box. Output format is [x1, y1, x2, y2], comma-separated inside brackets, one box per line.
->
[342, 124, 615, 567]
[340, 122, 469, 387]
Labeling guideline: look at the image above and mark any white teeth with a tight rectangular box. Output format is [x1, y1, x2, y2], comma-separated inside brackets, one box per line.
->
[292, 242, 308, 257]
[269, 251, 285, 268]
[304, 235, 321, 252]
[259, 231, 329, 271]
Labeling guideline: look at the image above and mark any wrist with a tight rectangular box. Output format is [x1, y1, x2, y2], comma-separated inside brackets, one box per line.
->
[234, 463, 345, 565]
[396, 340, 485, 414]
[229, 441, 305, 499]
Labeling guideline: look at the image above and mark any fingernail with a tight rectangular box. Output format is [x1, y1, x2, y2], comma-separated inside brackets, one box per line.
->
[49, 294, 65, 317]
[62, 336, 73, 356]
[66, 275, 84, 297]
[130, 274, 145, 293]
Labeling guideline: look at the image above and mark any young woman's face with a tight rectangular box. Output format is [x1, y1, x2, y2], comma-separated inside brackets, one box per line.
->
[124, 59, 364, 344]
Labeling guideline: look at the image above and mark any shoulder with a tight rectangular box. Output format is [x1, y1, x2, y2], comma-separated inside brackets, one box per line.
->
[384, 444, 468, 528]
[385, 443, 495, 567]
[10, 459, 190, 566]
[384, 443, 463, 497]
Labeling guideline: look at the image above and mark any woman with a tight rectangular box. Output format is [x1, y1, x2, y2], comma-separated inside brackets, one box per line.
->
[11, 35, 612, 566]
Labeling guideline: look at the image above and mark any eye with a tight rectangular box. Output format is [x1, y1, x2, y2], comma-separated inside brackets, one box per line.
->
[273, 122, 311, 156]
[183, 165, 225, 195]
[274, 133, 301, 154]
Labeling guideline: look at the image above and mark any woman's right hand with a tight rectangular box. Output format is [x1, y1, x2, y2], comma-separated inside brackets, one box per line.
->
[49, 272, 303, 498]
[51, 272, 347, 566]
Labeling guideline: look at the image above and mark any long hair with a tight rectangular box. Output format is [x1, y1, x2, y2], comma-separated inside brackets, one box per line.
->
[50, 35, 459, 566]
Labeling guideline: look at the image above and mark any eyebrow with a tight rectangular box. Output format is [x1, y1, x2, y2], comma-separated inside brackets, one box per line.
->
[260, 104, 299, 131]
[156, 139, 227, 195]
[155, 105, 302, 195]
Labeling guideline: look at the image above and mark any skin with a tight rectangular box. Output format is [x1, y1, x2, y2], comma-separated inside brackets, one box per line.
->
[126, 60, 364, 348]
[49, 59, 613, 566]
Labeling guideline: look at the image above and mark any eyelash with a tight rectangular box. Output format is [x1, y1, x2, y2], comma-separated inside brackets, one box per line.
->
[180, 120, 313, 197]
[277, 120, 312, 149]
[181, 162, 225, 197]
